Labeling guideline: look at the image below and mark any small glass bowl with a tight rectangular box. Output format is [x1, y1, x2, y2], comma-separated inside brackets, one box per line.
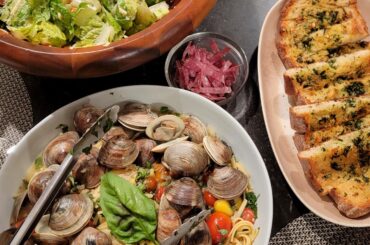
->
[164, 32, 249, 106]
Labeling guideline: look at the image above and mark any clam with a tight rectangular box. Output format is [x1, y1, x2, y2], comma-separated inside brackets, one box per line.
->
[72, 153, 105, 188]
[118, 102, 158, 131]
[49, 194, 94, 237]
[182, 115, 207, 144]
[74, 105, 104, 135]
[151, 136, 189, 153]
[156, 208, 182, 243]
[33, 215, 68, 244]
[203, 136, 233, 166]
[71, 227, 112, 245]
[43, 131, 79, 167]
[28, 165, 71, 204]
[135, 138, 157, 166]
[165, 177, 204, 217]
[10, 191, 28, 226]
[183, 221, 212, 245]
[207, 166, 248, 200]
[0, 228, 34, 245]
[102, 126, 134, 142]
[163, 141, 209, 177]
[98, 135, 139, 169]
[146, 115, 185, 142]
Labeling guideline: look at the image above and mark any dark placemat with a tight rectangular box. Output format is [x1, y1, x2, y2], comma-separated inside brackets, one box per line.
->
[0, 64, 33, 167]
[269, 212, 370, 245]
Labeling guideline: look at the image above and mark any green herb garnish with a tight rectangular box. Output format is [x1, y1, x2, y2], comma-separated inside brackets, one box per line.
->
[56, 123, 69, 133]
[246, 192, 258, 217]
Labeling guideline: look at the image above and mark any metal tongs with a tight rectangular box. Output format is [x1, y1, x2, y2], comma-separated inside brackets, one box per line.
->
[9, 105, 120, 245]
[161, 208, 213, 245]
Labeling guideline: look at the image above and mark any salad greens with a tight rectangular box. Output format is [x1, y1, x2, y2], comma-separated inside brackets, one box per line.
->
[100, 172, 158, 244]
[0, 0, 170, 47]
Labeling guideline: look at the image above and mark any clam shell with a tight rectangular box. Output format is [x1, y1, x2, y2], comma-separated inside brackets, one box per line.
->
[135, 138, 157, 166]
[182, 115, 207, 144]
[118, 102, 158, 131]
[10, 191, 27, 226]
[165, 177, 203, 209]
[71, 227, 112, 245]
[102, 126, 134, 142]
[72, 153, 105, 189]
[203, 136, 232, 166]
[146, 115, 185, 142]
[183, 221, 212, 245]
[43, 131, 79, 167]
[163, 141, 209, 177]
[49, 194, 93, 237]
[34, 215, 68, 244]
[207, 166, 248, 200]
[156, 209, 182, 243]
[151, 136, 188, 153]
[74, 105, 104, 135]
[98, 135, 139, 169]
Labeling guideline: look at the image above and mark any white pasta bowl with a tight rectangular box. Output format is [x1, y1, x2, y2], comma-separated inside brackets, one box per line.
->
[0, 85, 272, 244]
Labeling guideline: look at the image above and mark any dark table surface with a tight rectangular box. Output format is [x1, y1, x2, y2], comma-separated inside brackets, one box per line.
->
[20, 0, 309, 239]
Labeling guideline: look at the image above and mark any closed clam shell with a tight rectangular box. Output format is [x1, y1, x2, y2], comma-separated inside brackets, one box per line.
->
[182, 115, 207, 144]
[71, 227, 112, 245]
[72, 153, 105, 189]
[49, 194, 93, 237]
[135, 138, 157, 166]
[207, 167, 248, 200]
[74, 105, 104, 135]
[33, 215, 68, 244]
[203, 136, 233, 166]
[165, 177, 204, 209]
[163, 141, 209, 177]
[98, 135, 139, 169]
[43, 131, 79, 167]
[156, 208, 182, 243]
[146, 115, 185, 142]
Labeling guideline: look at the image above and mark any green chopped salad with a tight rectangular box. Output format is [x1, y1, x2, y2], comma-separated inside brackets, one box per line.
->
[0, 0, 170, 47]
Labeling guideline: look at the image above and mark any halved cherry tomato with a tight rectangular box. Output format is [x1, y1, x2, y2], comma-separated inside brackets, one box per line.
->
[145, 176, 157, 192]
[241, 208, 255, 223]
[206, 212, 233, 244]
[155, 186, 165, 202]
[203, 190, 217, 207]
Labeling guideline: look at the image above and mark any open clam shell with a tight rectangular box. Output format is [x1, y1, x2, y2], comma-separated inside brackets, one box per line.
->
[207, 166, 248, 200]
[72, 153, 105, 189]
[34, 215, 68, 244]
[43, 131, 79, 167]
[118, 102, 158, 131]
[98, 135, 139, 169]
[163, 141, 209, 177]
[74, 105, 104, 135]
[151, 136, 189, 153]
[146, 115, 185, 142]
[182, 115, 208, 144]
[102, 126, 134, 142]
[203, 136, 233, 166]
[135, 138, 157, 166]
[49, 194, 94, 237]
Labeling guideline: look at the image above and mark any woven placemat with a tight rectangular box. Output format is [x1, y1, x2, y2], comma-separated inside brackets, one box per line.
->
[0, 64, 33, 168]
[269, 212, 370, 245]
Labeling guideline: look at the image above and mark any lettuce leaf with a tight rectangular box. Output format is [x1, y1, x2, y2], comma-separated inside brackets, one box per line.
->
[100, 172, 157, 244]
[8, 21, 66, 47]
[73, 10, 122, 48]
[50, 0, 75, 40]
[0, 0, 32, 26]
[105, 0, 139, 30]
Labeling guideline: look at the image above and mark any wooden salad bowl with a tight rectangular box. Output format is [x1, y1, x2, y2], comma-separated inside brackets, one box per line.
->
[0, 0, 216, 78]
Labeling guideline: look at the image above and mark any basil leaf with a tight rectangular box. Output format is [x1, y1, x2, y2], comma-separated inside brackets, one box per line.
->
[100, 172, 157, 244]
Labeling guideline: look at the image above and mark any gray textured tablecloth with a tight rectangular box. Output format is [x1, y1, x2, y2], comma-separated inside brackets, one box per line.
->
[0, 64, 33, 167]
[269, 212, 370, 245]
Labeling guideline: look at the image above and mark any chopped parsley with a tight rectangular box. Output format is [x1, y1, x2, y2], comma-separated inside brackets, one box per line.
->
[245, 192, 258, 217]
[34, 155, 43, 170]
[56, 123, 69, 133]
[344, 82, 365, 96]
[82, 145, 92, 154]
[103, 118, 114, 133]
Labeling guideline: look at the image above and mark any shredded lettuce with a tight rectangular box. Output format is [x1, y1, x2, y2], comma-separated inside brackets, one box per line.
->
[50, 0, 75, 40]
[0, 0, 32, 26]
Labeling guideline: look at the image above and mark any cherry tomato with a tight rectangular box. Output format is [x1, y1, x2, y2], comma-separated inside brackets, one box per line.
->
[203, 190, 217, 206]
[206, 212, 233, 244]
[155, 186, 165, 202]
[145, 176, 157, 192]
[241, 208, 255, 223]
